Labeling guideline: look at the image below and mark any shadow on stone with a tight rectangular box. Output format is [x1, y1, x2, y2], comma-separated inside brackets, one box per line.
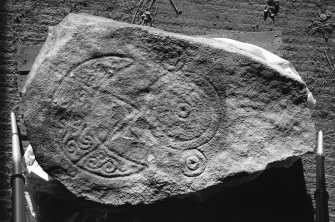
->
[34, 159, 314, 222]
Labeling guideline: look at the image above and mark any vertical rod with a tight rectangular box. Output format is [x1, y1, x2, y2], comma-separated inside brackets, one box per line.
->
[11, 112, 26, 222]
[131, 0, 145, 24]
[148, 0, 157, 11]
[168, 0, 182, 15]
[324, 50, 335, 71]
[315, 130, 329, 222]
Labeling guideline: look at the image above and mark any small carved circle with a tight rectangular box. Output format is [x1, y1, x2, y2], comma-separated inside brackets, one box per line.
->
[66, 140, 78, 153]
[86, 157, 100, 169]
[79, 135, 94, 150]
[176, 103, 191, 118]
[180, 150, 206, 177]
[103, 161, 117, 174]
[185, 156, 200, 171]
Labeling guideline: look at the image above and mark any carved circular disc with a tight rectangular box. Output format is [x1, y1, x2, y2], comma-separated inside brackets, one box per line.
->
[146, 72, 220, 150]
[180, 149, 206, 177]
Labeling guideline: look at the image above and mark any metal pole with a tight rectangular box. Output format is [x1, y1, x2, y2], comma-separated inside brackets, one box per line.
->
[11, 112, 26, 222]
[131, 0, 145, 24]
[148, 0, 157, 11]
[168, 0, 182, 15]
[315, 130, 329, 222]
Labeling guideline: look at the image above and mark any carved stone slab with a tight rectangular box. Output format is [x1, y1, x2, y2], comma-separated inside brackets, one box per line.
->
[22, 14, 315, 205]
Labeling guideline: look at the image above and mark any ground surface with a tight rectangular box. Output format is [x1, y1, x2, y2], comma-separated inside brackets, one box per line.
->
[0, 0, 335, 221]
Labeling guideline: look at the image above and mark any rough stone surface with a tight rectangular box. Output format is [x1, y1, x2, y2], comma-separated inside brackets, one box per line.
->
[22, 13, 315, 205]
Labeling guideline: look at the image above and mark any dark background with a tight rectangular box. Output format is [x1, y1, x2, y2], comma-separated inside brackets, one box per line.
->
[0, 0, 334, 221]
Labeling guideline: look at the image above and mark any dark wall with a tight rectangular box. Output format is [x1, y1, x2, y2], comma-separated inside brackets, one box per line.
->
[0, 0, 19, 220]
[0, 0, 334, 221]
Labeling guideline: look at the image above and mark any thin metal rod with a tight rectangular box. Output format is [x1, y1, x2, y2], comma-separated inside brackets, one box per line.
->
[148, 0, 157, 11]
[131, 0, 145, 24]
[317, 130, 323, 155]
[11, 112, 26, 222]
[324, 50, 335, 71]
[315, 130, 329, 222]
[168, 0, 182, 15]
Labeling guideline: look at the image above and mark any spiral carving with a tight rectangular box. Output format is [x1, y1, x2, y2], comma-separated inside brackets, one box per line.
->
[180, 150, 206, 177]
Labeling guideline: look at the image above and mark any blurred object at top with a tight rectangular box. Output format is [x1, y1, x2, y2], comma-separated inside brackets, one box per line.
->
[139, 10, 155, 26]
[307, 9, 334, 42]
[318, 9, 332, 22]
[131, 0, 182, 26]
[264, 0, 280, 23]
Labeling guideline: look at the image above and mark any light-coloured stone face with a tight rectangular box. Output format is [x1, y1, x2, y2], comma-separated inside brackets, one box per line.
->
[56, 57, 220, 178]
[22, 13, 315, 205]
